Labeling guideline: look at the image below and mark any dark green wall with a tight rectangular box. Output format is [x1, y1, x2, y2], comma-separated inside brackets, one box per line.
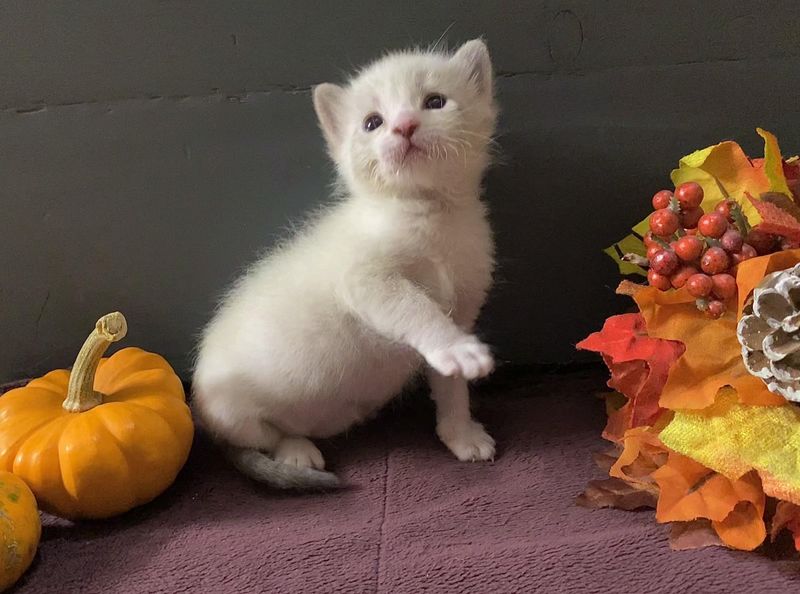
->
[2, 1, 800, 381]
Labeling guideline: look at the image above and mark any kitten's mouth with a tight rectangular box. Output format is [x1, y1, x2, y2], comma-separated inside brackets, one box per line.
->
[394, 142, 426, 167]
[402, 144, 423, 161]
[382, 140, 430, 173]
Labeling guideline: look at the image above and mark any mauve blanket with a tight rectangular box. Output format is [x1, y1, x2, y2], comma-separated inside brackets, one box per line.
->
[8, 370, 800, 593]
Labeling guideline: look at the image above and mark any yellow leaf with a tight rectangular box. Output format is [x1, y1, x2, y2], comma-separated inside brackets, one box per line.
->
[679, 145, 718, 169]
[659, 388, 800, 506]
[756, 127, 792, 197]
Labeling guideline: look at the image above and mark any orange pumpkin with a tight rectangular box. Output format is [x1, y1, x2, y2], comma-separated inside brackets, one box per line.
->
[0, 471, 40, 591]
[0, 313, 193, 519]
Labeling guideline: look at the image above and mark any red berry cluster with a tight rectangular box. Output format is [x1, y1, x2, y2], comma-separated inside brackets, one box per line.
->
[644, 182, 779, 319]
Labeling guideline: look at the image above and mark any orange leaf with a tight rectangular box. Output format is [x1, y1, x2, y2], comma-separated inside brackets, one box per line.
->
[653, 452, 766, 551]
[670, 135, 770, 224]
[653, 453, 764, 520]
[634, 287, 783, 410]
[610, 426, 666, 492]
[652, 453, 766, 550]
[654, 453, 737, 522]
[712, 501, 766, 551]
[735, 248, 800, 315]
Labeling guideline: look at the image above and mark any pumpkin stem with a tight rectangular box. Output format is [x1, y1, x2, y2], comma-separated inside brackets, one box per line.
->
[62, 312, 128, 412]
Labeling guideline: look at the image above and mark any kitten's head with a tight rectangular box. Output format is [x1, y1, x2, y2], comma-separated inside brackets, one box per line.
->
[313, 39, 497, 196]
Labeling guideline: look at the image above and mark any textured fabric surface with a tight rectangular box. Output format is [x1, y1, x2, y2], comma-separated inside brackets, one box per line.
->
[7, 370, 800, 593]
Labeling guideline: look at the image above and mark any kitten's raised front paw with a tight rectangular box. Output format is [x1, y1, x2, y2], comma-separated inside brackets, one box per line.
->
[424, 335, 494, 380]
[274, 436, 326, 470]
[437, 419, 496, 462]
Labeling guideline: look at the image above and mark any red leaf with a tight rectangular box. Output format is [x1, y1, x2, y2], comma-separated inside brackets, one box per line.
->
[578, 314, 685, 439]
[747, 192, 800, 240]
[783, 159, 800, 201]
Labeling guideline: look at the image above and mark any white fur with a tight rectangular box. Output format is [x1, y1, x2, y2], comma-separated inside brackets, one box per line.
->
[193, 39, 499, 473]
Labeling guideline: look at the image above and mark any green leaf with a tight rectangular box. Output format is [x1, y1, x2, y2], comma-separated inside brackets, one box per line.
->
[604, 230, 648, 276]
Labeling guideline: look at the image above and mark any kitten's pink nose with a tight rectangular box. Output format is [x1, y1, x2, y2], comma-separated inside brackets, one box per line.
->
[392, 116, 420, 139]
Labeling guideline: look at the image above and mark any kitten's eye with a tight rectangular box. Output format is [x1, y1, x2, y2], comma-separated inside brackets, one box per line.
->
[363, 114, 383, 132]
[424, 94, 446, 110]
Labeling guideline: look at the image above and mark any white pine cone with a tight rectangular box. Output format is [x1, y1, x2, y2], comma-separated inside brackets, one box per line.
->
[738, 263, 800, 402]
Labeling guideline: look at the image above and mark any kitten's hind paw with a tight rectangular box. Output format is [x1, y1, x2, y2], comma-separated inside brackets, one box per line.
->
[274, 436, 326, 470]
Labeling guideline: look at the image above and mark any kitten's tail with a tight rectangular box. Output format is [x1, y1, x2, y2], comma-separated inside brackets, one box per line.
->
[226, 447, 341, 490]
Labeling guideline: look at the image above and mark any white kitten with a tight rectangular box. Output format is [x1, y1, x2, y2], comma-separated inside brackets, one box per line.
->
[193, 39, 499, 488]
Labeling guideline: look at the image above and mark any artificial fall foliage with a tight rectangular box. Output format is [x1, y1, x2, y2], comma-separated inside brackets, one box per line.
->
[605, 128, 798, 277]
[660, 387, 800, 506]
[771, 501, 800, 550]
[577, 314, 683, 439]
[652, 452, 765, 551]
[578, 130, 800, 553]
[632, 279, 786, 410]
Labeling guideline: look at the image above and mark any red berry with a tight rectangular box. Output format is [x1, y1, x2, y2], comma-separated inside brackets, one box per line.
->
[697, 212, 728, 238]
[740, 243, 757, 259]
[731, 244, 757, 270]
[701, 247, 730, 275]
[650, 209, 680, 236]
[643, 231, 658, 248]
[706, 300, 726, 319]
[652, 190, 673, 210]
[648, 269, 672, 291]
[674, 235, 704, 262]
[681, 206, 704, 229]
[720, 229, 744, 253]
[686, 273, 713, 298]
[711, 274, 737, 300]
[650, 250, 679, 275]
[646, 244, 661, 260]
[715, 200, 734, 221]
[675, 182, 704, 209]
[671, 265, 698, 289]
[746, 228, 777, 255]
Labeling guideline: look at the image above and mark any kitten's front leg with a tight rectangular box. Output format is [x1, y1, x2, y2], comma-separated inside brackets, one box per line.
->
[427, 369, 495, 462]
[424, 335, 494, 380]
[340, 272, 494, 379]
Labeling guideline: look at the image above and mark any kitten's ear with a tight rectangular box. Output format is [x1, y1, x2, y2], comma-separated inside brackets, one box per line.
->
[313, 83, 346, 154]
[451, 39, 493, 97]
